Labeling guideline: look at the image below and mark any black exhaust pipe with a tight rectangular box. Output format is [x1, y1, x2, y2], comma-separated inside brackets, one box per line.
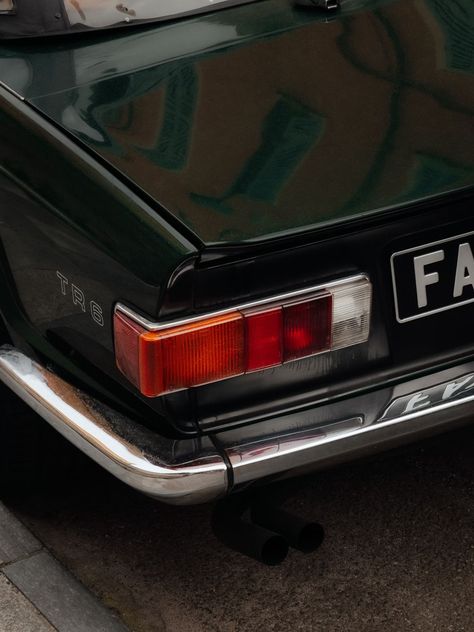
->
[251, 504, 324, 554]
[212, 499, 289, 566]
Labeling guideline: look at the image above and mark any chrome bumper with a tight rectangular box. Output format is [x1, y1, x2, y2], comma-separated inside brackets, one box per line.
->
[0, 346, 473, 504]
[0, 347, 227, 504]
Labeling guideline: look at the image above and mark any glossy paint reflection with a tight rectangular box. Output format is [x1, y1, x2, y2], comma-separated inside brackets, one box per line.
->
[1, 0, 473, 244]
[64, 0, 260, 29]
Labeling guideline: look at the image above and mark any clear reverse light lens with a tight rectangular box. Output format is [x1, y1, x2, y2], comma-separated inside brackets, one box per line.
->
[331, 278, 372, 350]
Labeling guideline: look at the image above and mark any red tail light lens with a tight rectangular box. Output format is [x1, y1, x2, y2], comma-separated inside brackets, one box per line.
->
[114, 277, 371, 397]
[282, 295, 332, 361]
[245, 308, 282, 372]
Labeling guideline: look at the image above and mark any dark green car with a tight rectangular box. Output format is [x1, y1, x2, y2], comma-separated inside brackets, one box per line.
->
[0, 0, 473, 518]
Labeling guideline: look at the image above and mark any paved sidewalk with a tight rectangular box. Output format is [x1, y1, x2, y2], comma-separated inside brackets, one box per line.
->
[0, 502, 129, 632]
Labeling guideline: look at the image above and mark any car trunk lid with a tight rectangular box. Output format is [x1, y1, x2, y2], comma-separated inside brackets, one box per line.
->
[1, 0, 473, 246]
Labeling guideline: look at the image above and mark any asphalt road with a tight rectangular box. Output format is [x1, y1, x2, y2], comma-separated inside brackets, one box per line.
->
[4, 388, 474, 632]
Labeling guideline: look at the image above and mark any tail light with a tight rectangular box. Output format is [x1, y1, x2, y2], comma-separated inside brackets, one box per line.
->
[114, 276, 371, 397]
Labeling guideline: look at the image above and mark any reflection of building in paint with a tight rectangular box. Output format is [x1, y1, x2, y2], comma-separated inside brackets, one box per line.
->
[0, 58, 30, 93]
[427, 0, 474, 73]
[395, 154, 473, 204]
[73, 0, 473, 242]
[63, 0, 260, 29]
[100, 65, 198, 168]
[140, 67, 198, 171]
[192, 96, 325, 211]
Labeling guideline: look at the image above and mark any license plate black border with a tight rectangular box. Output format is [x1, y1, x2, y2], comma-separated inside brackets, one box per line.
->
[391, 229, 474, 324]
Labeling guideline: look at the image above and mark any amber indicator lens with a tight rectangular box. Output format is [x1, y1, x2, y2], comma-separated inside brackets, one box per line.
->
[114, 278, 372, 397]
[113, 311, 144, 388]
[139, 313, 245, 397]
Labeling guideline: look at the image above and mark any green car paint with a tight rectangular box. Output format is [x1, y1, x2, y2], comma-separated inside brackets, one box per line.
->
[0, 0, 473, 247]
[139, 66, 199, 171]
[0, 87, 199, 422]
[190, 96, 326, 212]
[0, 0, 472, 441]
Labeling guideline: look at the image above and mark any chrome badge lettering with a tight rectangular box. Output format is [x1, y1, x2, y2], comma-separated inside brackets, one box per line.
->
[382, 373, 474, 420]
[56, 271, 104, 327]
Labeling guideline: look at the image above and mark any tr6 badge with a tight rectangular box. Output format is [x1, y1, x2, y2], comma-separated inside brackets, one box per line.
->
[56, 271, 104, 327]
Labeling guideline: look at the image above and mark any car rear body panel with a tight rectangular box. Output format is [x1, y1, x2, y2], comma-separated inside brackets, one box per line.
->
[0, 0, 472, 446]
[161, 188, 474, 433]
[0, 87, 200, 434]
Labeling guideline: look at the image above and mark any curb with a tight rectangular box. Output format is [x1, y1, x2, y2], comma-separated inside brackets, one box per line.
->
[0, 502, 129, 632]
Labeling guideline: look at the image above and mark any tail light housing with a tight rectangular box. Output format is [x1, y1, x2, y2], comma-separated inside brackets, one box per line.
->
[114, 275, 371, 397]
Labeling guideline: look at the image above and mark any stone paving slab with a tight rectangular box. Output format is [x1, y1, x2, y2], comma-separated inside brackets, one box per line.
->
[0, 574, 55, 632]
[0, 502, 129, 632]
[0, 503, 41, 565]
[4, 551, 129, 632]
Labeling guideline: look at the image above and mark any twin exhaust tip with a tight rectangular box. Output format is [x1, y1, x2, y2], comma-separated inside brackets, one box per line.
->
[212, 499, 324, 566]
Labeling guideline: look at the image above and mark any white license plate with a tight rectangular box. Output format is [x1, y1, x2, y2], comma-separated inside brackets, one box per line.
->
[391, 230, 474, 323]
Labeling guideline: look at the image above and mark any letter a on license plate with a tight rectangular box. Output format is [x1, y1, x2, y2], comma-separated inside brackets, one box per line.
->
[391, 230, 474, 323]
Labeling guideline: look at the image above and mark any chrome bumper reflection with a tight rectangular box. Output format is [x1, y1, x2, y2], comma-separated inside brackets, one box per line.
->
[220, 365, 474, 487]
[0, 347, 227, 504]
[0, 346, 473, 504]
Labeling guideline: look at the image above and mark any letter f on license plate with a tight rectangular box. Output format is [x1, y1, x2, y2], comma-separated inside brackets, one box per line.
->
[391, 230, 474, 323]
